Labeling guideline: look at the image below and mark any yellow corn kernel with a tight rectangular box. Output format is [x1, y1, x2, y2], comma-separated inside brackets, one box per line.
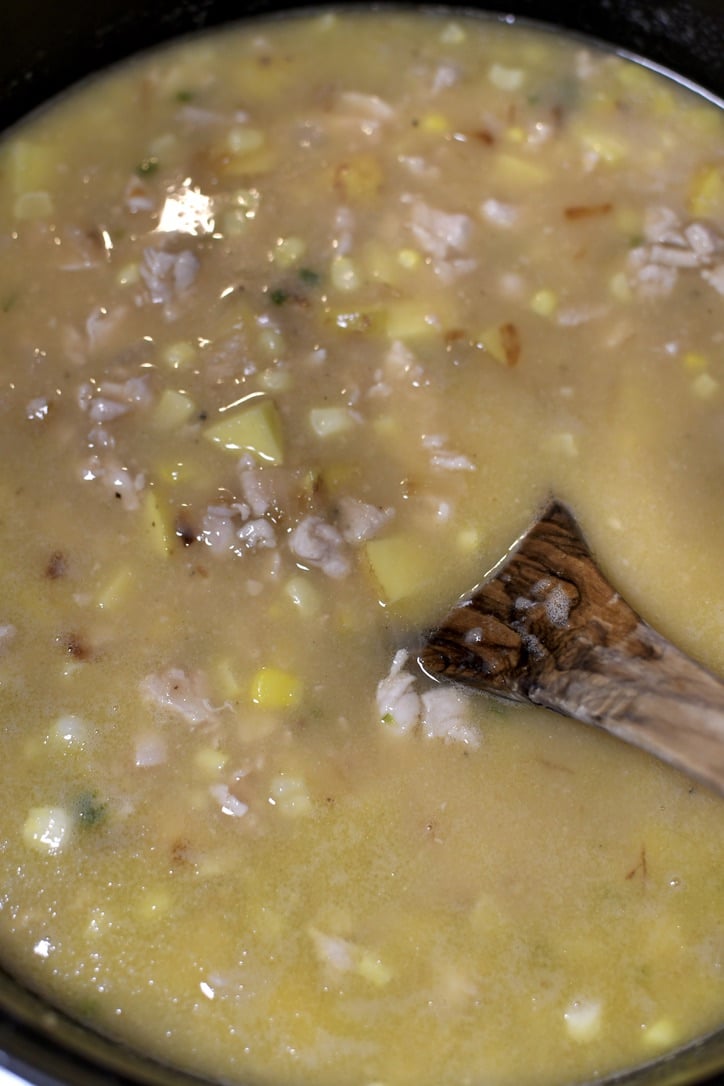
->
[153, 389, 195, 429]
[117, 262, 140, 287]
[397, 247, 422, 270]
[440, 21, 466, 44]
[356, 951, 393, 987]
[273, 236, 306, 268]
[492, 152, 550, 187]
[258, 366, 292, 393]
[609, 271, 632, 302]
[309, 406, 354, 437]
[205, 395, 284, 464]
[456, 527, 481, 553]
[489, 63, 525, 92]
[578, 129, 627, 164]
[137, 888, 172, 921]
[333, 152, 383, 203]
[365, 534, 435, 604]
[23, 806, 71, 854]
[162, 340, 197, 370]
[227, 126, 265, 155]
[256, 327, 285, 359]
[530, 288, 558, 317]
[96, 566, 134, 610]
[420, 112, 449, 134]
[194, 747, 229, 777]
[269, 774, 312, 816]
[284, 575, 321, 615]
[683, 351, 708, 372]
[330, 255, 361, 292]
[692, 372, 719, 400]
[688, 163, 724, 218]
[547, 431, 579, 458]
[250, 666, 302, 708]
[642, 1019, 679, 1051]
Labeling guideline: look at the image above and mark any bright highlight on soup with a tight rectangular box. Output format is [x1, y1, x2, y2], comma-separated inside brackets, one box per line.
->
[0, 10, 723, 1086]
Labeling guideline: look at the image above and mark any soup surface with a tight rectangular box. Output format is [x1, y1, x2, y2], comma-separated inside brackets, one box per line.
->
[0, 11, 723, 1086]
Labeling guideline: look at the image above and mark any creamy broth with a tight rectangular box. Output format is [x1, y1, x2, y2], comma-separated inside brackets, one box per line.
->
[0, 10, 723, 1086]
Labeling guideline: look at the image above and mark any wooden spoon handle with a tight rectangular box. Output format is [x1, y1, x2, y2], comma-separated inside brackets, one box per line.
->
[420, 502, 724, 795]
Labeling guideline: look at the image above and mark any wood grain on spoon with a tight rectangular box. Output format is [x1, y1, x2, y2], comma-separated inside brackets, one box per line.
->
[419, 501, 724, 796]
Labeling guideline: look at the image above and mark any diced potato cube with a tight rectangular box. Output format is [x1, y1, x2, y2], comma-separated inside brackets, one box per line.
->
[142, 490, 173, 556]
[365, 534, 435, 604]
[23, 806, 72, 854]
[96, 566, 134, 610]
[250, 666, 302, 708]
[477, 322, 521, 366]
[692, 372, 719, 399]
[386, 299, 452, 340]
[7, 139, 53, 194]
[309, 406, 355, 437]
[153, 389, 195, 429]
[14, 191, 54, 220]
[205, 397, 284, 464]
[688, 164, 724, 218]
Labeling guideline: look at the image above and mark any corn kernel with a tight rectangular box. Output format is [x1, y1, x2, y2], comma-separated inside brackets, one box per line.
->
[440, 22, 466, 44]
[692, 372, 719, 399]
[162, 340, 197, 370]
[23, 806, 71, 854]
[227, 127, 265, 155]
[153, 389, 195, 430]
[195, 747, 229, 776]
[330, 255, 361, 292]
[274, 236, 306, 268]
[489, 63, 524, 91]
[397, 248, 422, 270]
[269, 774, 312, 816]
[420, 112, 448, 134]
[683, 351, 708, 372]
[250, 666, 302, 708]
[609, 271, 632, 303]
[117, 263, 140, 287]
[530, 288, 558, 317]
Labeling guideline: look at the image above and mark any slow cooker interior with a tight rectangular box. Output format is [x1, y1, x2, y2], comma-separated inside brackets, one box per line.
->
[0, 2, 723, 1084]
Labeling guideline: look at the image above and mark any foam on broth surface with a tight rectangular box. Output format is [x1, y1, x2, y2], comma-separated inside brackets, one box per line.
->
[0, 10, 722, 1085]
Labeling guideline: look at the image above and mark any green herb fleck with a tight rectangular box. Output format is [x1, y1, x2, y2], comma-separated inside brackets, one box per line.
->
[137, 157, 159, 177]
[298, 267, 320, 286]
[1, 293, 17, 313]
[175, 89, 195, 103]
[381, 712, 395, 727]
[270, 288, 289, 305]
[74, 791, 107, 827]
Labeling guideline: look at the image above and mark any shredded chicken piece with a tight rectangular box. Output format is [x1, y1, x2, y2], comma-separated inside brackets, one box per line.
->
[336, 497, 394, 543]
[376, 650, 479, 747]
[628, 207, 724, 299]
[140, 247, 200, 307]
[408, 200, 473, 260]
[288, 516, 351, 579]
[81, 455, 145, 511]
[140, 667, 220, 728]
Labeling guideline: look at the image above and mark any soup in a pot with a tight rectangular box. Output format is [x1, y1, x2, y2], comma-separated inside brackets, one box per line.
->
[0, 10, 723, 1086]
